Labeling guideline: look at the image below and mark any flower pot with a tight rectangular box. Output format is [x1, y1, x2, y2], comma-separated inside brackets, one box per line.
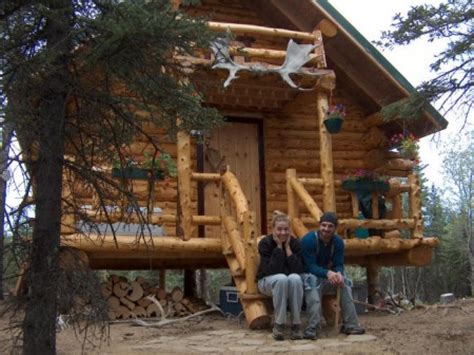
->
[112, 167, 165, 180]
[342, 179, 390, 192]
[323, 115, 344, 134]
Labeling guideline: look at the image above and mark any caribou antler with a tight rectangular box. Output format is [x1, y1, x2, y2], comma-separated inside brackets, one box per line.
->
[211, 37, 327, 90]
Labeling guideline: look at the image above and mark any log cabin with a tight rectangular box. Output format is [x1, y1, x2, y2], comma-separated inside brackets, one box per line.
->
[57, 0, 447, 327]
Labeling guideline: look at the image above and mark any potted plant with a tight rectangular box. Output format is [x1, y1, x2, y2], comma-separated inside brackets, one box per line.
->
[341, 169, 390, 192]
[112, 150, 177, 181]
[324, 103, 345, 134]
[389, 132, 419, 160]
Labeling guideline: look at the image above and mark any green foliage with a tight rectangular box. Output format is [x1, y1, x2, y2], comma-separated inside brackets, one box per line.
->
[381, 93, 427, 122]
[377, 0, 473, 117]
[1, 1, 224, 351]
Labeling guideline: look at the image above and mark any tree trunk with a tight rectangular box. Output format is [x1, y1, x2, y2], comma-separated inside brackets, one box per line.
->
[0, 123, 12, 300]
[22, 1, 71, 354]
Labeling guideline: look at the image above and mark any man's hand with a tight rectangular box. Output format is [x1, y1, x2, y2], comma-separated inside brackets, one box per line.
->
[327, 271, 344, 286]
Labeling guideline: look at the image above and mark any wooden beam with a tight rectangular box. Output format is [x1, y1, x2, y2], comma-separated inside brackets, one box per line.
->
[207, 21, 317, 42]
[242, 211, 258, 295]
[338, 218, 415, 230]
[316, 19, 338, 38]
[221, 170, 249, 223]
[223, 216, 246, 272]
[289, 177, 323, 221]
[62, 234, 223, 254]
[227, 46, 323, 65]
[177, 129, 193, 240]
[317, 92, 336, 212]
[408, 173, 423, 238]
[191, 172, 221, 182]
[363, 112, 384, 128]
[286, 169, 299, 221]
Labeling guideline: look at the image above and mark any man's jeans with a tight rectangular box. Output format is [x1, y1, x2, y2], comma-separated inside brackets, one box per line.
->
[302, 273, 359, 333]
[258, 273, 303, 325]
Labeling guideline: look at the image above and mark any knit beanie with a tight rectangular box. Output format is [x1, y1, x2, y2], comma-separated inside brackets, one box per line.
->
[320, 212, 338, 226]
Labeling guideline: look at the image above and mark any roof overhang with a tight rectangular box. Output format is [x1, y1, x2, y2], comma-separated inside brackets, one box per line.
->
[246, 0, 448, 138]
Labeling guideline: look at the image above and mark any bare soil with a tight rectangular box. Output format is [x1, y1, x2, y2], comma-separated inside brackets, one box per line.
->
[1, 298, 474, 354]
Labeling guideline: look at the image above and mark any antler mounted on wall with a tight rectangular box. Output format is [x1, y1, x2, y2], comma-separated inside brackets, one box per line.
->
[210, 37, 331, 90]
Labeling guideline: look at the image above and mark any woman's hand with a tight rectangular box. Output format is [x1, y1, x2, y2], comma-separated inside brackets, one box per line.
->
[284, 237, 292, 256]
[273, 234, 283, 249]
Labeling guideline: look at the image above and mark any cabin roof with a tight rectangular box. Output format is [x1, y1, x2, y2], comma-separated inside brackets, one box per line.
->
[246, 0, 448, 138]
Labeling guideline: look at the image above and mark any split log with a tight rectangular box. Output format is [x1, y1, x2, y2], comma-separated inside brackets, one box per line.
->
[120, 297, 136, 311]
[113, 281, 131, 298]
[117, 305, 132, 319]
[137, 298, 152, 308]
[156, 288, 167, 300]
[147, 286, 158, 296]
[170, 286, 184, 303]
[107, 296, 120, 310]
[133, 306, 147, 318]
[127, 281, 144, 302]
[146, 303, 160, 318]
[135, 276, 146, 285]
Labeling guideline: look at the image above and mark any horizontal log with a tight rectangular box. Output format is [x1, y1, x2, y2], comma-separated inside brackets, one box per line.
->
[191, 172, 221, 182]
[344, 237, 439, 256]
[207, 21, 317, 42]
[298, 177, 323, 187]
[192, 215, 221, 226]
[62, 234, 223, 254]
[338, 218, 416, 230]
[347, 244, 436, 267]
[227, 46, 322, 65]
[87, 257, 227, 270]
[82, 210, 176, 224]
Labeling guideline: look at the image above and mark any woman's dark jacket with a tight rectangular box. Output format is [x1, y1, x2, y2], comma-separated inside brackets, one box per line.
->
[257, 234, 305, 280]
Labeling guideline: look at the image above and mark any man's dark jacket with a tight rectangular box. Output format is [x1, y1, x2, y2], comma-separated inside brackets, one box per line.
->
[257, 234, 305, 280]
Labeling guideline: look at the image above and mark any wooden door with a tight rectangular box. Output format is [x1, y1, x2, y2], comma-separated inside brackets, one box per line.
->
[203, 121, 264, 238]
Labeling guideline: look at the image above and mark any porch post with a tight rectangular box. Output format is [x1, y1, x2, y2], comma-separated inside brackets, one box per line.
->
[317, 92, 336, 212]
[177, 128, 193, 240]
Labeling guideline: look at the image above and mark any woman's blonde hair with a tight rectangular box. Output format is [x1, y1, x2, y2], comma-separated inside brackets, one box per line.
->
[271, 210, 290, 227]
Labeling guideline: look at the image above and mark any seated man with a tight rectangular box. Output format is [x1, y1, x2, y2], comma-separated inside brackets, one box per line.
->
[301, 212, 365, 339]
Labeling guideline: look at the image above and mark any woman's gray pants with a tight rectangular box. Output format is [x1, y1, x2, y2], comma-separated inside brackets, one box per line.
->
[303, 273, 359, 333]
[257, 273, 303, 325]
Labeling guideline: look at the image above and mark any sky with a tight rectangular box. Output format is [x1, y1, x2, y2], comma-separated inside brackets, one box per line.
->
[328, 0, 471, 185]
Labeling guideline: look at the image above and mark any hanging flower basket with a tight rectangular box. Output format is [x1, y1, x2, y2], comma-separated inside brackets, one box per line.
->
[112, 167, 165, 180]
[324, 115, 344, 134]
[342, 179, 390, 192]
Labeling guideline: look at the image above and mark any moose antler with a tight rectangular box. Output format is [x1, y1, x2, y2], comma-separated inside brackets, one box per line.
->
[211, 37, 328, 90]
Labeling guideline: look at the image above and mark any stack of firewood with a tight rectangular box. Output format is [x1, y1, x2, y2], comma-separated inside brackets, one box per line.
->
[101, 275, 205, 320]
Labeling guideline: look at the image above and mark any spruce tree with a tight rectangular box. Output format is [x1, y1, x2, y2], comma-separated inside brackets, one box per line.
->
[1, 1, 222, 353]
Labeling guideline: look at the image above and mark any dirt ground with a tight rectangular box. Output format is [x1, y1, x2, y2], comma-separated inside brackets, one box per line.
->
[1, 298, 474, 354]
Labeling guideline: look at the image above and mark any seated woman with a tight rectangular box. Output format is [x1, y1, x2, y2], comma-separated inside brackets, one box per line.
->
[257, 212, 305, 341]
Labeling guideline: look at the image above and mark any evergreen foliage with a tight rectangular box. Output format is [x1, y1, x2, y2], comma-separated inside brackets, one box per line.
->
[1, 1, 223, 353]
[377, 0, 473, 119]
